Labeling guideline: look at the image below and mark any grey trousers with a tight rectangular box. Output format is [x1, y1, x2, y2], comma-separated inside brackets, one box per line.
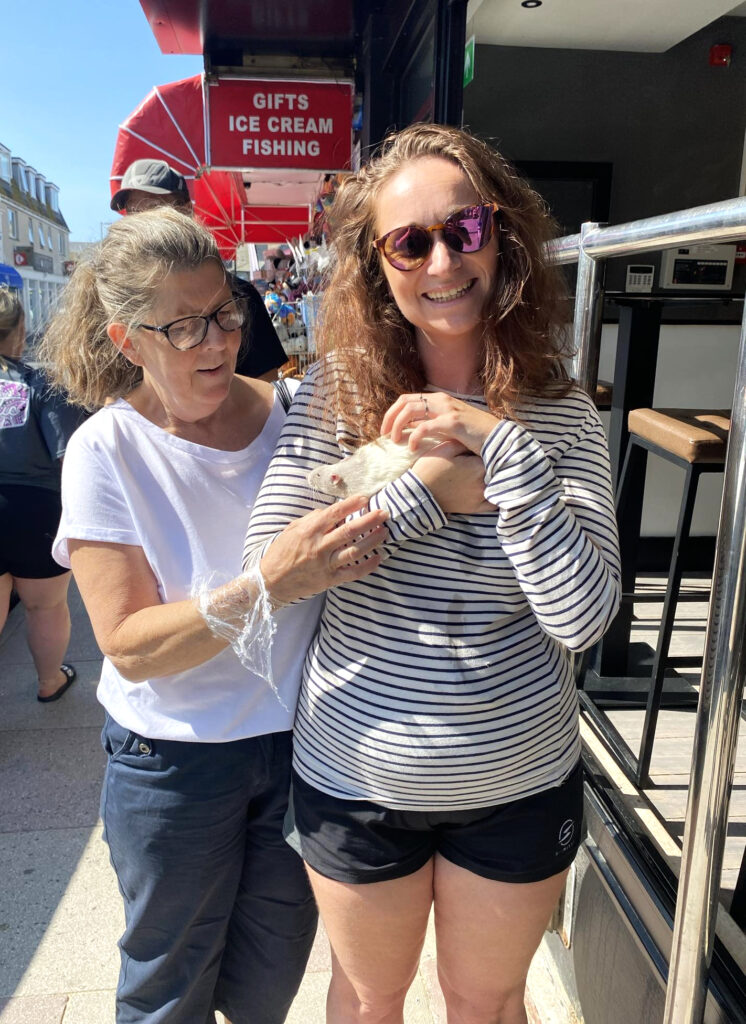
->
[100, 716, 318, 1024]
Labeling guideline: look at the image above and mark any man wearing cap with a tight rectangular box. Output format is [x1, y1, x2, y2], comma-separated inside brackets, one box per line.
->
[111, 160, 288, 382]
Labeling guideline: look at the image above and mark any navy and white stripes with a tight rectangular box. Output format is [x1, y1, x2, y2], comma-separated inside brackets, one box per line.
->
[243, 365, 620, 810]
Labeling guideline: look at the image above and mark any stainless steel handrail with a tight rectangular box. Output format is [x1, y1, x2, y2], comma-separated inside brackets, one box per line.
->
[549, 196, 746, 265]
[570, 222, 605, 393]
[548, 195, 746, 1024]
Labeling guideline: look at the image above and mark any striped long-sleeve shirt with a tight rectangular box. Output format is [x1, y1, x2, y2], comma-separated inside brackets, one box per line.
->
[243, 364, 621, 810]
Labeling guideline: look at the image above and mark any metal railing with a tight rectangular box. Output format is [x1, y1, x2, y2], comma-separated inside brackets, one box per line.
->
[549, 195, 746, 1024]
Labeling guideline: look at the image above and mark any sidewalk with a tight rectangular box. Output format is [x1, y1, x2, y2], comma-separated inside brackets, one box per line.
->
[0, 586, 568, 1024]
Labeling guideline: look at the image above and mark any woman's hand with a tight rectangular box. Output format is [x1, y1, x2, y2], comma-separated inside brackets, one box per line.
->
[260, 495, 389, 606]
[381, 392, 500, 456]
[412, 442, 494, 515]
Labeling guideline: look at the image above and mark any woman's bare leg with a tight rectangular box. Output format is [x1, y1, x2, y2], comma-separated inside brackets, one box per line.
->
[0, 572, 12, 635]
[306, 860, 434, 1024]
[14, 573, 72, 697]
[433, 854, 568, 1024]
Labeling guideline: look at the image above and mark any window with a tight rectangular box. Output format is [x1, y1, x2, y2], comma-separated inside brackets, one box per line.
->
[8, 208, 18, 239]
[47, 227, 53, 248]
[0, 150, 10, 181]
[46, 185, 59, 212]
[29, 219, 34, 244]
[58, 233, 66, 256]
[13, 162, 28, 192]
[36, 177, 45, 203]
[38, 224, 45, 248]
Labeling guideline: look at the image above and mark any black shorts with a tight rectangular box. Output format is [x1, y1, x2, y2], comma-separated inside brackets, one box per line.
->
[289, 761, 584, 885]
[0, 484, 68, 579]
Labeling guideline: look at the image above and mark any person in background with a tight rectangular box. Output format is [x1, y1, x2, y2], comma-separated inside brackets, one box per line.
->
[40, 209, 387, 1024]
[0, 287, 84, 701]
[110, 158, 288, 381]
[242, 123, 621, 1024]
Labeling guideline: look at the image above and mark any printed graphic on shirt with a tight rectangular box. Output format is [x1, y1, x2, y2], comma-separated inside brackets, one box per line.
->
[0, 379, 30, 429]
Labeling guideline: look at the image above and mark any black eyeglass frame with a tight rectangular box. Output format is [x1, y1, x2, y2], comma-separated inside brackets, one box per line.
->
[133, 296, 246, 351]
[372, 202, 500, 271]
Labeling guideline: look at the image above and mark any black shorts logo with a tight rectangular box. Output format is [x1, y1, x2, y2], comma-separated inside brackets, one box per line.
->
[558, 818, 575, 848]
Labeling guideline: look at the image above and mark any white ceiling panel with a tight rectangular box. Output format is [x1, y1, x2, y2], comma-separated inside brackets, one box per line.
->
[467, 0, 745, 53]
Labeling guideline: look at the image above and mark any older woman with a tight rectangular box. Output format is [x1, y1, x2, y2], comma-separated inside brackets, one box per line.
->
[0, 287, 84, 700]
[40, 208, 388, 1024]
[242, 124, 621, 1024]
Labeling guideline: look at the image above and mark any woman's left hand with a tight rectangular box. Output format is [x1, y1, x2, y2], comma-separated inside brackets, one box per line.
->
[381, 392, 500, 455]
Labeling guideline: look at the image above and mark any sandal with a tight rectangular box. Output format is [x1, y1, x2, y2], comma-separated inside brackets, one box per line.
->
[37, 664, 77, 703]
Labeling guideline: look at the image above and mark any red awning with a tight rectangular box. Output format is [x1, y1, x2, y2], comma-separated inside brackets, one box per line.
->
[110, 73, 312, 257]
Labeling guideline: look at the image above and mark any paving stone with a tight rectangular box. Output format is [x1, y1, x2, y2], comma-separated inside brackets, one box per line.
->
[58, 990, 115, 1024]
[304, 919, 332, 973]
[285, 970, 329, 1023]
[417, 956, 446, 1024]
[0, 661, 105, 733]
[0, 995, 67, 1024]
[1, 827, 121, 999]
[0, 727, 105, 833]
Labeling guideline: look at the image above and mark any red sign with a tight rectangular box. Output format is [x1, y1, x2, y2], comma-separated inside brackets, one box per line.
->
[13, 248, 29, 267]
[207, 78, 353, 171]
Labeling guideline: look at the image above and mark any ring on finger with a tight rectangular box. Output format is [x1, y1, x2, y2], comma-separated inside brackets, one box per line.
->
[423, 396, 430, 418]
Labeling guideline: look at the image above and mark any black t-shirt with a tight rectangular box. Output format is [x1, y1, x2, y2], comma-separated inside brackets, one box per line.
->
[231, 275, 287, 377]
[0, 357, 87, 491]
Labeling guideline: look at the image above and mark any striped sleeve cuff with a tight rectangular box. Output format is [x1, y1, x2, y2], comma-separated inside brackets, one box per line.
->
[368, 469, 448, 543]
[481, 420, 560, 512]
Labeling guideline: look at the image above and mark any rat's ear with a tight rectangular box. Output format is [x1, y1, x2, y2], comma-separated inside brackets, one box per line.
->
[107, 323, 144, 367]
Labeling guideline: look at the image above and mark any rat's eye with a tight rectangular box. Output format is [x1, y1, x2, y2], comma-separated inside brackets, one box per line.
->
[330, 474, 340, 484]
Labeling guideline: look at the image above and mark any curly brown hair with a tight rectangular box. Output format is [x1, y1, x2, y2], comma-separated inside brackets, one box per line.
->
[318, 123, 572, 442]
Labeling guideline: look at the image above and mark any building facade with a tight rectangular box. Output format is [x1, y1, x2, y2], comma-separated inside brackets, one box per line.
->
[0, 141, 70, 337]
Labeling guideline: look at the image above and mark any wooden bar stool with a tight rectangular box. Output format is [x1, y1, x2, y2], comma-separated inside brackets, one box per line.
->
[616, 408, 730, 785]
[594, 380, 613, 410]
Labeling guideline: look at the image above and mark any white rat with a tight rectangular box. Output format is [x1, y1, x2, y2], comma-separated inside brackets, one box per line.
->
[308, 434, 442, 498]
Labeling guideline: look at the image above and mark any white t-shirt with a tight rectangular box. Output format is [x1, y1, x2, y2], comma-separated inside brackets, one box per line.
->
[53, 394, 322, 742]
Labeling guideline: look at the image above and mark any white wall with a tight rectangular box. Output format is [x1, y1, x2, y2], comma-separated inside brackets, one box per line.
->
[597, 323, 741, 536]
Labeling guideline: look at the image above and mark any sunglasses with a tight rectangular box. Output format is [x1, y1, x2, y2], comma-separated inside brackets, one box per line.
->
[373, 202, 499, 271]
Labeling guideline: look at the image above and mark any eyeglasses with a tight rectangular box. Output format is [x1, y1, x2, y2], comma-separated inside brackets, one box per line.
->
[134, 297, 246, 351]
[373, 202, 499, 271]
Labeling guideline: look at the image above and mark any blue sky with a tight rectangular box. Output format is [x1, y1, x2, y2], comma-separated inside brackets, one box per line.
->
[1, 1, 203, 241]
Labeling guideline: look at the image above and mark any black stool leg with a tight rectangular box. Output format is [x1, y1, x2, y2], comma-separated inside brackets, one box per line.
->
[636, 462, 700, 787]
[599, 438, 648, 677]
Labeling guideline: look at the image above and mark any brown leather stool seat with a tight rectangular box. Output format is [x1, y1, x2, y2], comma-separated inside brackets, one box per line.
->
[594, 380, 613, 410]
[612, 406, 730, 786]
[627, 408, 730, 464]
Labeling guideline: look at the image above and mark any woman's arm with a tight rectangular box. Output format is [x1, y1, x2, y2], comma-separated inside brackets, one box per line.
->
[70, 539, 226, 681]
[70, 495, 387, 683]
[244, 370, 491, 576]
[381, 389, 621, 652]
[481, 408, 621, 651]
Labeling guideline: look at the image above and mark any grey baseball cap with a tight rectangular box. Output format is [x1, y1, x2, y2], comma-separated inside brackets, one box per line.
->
[110, 159, 190, 212]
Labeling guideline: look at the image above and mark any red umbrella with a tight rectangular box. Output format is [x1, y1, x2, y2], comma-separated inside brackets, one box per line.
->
[110, 73, 310, 256]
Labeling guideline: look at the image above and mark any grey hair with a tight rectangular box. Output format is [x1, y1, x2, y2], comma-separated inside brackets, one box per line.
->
[39, 208, 223, 408]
